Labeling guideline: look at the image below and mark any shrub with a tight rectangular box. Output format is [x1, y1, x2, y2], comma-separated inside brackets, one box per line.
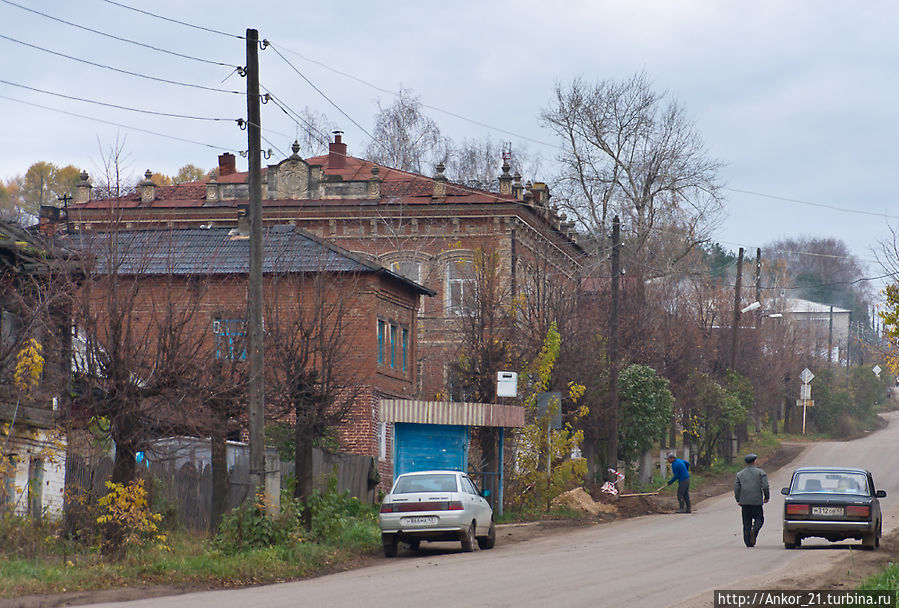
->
[96, 479, 168, 559]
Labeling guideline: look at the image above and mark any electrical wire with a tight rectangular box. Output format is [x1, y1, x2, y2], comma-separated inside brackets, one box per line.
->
[0, 34, 242, 95]
[726, 187, 899, 222]
[268, 44, 381, 152]
[0, 93, 238, 153]
[99, 0, 244, 40]
[0, 0, 239, 69]
[268, 41, 558, 150]
[0, 79, 239, 122]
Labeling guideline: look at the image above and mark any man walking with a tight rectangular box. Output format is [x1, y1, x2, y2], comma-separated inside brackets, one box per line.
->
[666, 452, 691, 513]
[734, 453, 769, 547]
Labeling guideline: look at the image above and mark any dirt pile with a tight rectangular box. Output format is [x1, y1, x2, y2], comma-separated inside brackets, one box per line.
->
[552, 487, 618, 515]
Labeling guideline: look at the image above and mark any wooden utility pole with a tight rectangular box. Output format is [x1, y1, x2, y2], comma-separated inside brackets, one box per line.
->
[606, 216, 620, 474]
[754, 248, 761, 328]
[246, 28, 265, 497]
[730, 247, 744, 371]
[727, 247, 744, 462]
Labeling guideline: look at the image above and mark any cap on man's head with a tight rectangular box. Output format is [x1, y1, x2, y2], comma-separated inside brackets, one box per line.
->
[744, 453, 758, 463]
[666, 452, 675, 459]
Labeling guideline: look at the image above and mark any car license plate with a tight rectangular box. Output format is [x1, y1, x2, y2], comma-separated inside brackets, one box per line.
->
[812, 506, 844, 516]
[401, 516, 437, 526]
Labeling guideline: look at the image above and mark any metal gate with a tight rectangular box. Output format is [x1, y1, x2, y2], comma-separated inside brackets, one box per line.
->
[394, 423, 468, 476]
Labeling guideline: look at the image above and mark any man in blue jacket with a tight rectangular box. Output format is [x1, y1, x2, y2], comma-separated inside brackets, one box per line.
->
[666, 452, 691, 513]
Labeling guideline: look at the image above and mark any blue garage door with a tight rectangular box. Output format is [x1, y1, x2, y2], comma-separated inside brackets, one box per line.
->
[394, 423, 468, 476]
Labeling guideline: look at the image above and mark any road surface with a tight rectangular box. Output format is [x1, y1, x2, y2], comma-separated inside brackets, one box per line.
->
[86, 411, 899, 608]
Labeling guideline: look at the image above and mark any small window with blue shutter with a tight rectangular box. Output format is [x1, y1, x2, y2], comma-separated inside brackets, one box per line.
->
[214, 319, 247, 360]
[377, 319, 385, 365]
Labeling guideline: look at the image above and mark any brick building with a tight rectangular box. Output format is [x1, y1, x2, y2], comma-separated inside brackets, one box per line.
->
[65, 135, 587, 401]
[59, 222, 434, 484]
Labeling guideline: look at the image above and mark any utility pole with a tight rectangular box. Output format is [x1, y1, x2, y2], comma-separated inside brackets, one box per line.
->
[606, 216, 620, 474]
[828, 305, 834, 364]
[246, 28, 265, 498]
[727, 247, 744, 462]
[754, 248, 761, 329]
[730, 247, 744, 371]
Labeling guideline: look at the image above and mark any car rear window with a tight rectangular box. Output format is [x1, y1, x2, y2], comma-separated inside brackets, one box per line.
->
[393, 474, 458, 493]
[791, 472, 869, 494]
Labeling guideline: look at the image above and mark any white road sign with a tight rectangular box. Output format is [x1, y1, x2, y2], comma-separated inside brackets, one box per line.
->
[800, 368, 815, 384]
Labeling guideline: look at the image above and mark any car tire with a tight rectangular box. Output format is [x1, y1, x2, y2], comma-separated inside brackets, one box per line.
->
[876, 521, 882, 548]
[460, 522, 477, 552]
[783, 531, 799, 549]
[382, 533, 398, 557]
[478, 520, 496, 550]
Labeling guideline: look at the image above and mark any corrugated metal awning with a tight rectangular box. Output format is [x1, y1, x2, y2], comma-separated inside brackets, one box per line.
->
[379, 399, 525, 428]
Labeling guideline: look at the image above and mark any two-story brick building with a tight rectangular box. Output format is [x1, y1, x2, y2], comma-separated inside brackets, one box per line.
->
[66, 135, 587, 402]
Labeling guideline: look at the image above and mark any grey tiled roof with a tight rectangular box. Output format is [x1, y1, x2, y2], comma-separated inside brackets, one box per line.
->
[60, 225, 433, 295]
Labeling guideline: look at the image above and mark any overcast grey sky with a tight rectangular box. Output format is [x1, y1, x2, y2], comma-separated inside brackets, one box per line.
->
[1, 0, 897, 286]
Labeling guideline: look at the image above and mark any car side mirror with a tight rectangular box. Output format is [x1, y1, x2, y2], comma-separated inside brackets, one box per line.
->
[781, 487, 790, 495]
[481, 489, 491, 498]
[876, 490, 886, 498]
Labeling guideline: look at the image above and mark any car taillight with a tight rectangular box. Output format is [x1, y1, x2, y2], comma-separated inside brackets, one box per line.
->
[846, 505, 870, 517]
[786, 504, 809, 515]
[380, 503, 394, 513]
[447, 501, 464, 510]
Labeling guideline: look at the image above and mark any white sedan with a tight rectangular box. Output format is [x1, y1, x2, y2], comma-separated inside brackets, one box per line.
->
[379, 470, 496, 556]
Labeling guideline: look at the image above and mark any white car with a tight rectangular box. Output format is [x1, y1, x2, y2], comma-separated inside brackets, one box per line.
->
[379, 470, 496, 556]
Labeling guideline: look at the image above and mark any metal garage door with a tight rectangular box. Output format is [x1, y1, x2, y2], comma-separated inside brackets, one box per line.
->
[394, 423, 468, 476]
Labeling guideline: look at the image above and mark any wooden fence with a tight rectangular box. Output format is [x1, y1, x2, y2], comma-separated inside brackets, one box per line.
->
[64, 441, 378, 532]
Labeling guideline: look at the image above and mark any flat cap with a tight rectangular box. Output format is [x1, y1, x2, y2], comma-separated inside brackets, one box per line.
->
[744, 453, 758, 463]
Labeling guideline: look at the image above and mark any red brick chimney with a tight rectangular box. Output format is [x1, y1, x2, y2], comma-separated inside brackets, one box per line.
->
[328, 131, 347, 169]
[218, 153, 236, 177]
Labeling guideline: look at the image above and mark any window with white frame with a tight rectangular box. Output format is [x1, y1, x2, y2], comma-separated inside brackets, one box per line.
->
[445, 258, 474, 316]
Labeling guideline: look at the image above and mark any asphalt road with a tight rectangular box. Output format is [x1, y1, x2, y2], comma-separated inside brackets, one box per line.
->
[85, 411, 899, 608]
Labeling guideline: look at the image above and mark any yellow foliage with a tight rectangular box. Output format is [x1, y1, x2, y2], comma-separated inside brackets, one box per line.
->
[14, 338, 43, 396]
[97, 480, 168, 554]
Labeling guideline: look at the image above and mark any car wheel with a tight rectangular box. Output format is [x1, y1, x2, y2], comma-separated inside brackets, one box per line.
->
[478, 519, 496, 550]
[876, 521, 882, 548]
[460, 522, 476, 552]
[382, 533, 398, 557]
[783, 531, 798, 549]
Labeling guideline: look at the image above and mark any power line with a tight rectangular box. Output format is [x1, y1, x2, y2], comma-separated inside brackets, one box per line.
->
[0, 34, 242, 95]
[0, 79, 240, 122]
[268, 41, 558, 150]
[726, 187, 899, 221]
[99, 0, 244, 40]
[0, 93, 238, 153]
[0, 0, 239, 69]
[268, 44, 381, 152]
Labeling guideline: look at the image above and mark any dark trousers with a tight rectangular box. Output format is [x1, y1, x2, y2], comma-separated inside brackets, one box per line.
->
[741, 504, 764, 546]
[677, 479, 691, 512]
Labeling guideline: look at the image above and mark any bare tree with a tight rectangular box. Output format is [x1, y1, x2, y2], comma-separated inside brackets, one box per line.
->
[540, 72, 724, 269]
[365, 88, 450, 173]
[264, 267, 365, 506]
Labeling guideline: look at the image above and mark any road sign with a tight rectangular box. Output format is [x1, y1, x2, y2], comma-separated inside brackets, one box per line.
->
[873, 365, 882, 378]
[800, 368, 814, 384]
[800, 384, 811, 400]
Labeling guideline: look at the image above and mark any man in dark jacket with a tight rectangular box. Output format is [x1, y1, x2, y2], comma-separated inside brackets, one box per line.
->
[666, 452, 691, 513]
[734, 453, 769, 547]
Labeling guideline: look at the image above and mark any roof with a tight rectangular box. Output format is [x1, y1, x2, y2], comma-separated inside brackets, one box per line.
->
[76, 153, 518, 210]
[59, 225, 434, 296]
[792, 466, 870, 474]
[785, 298, 851, 315]
[0, 219, 61, 273]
